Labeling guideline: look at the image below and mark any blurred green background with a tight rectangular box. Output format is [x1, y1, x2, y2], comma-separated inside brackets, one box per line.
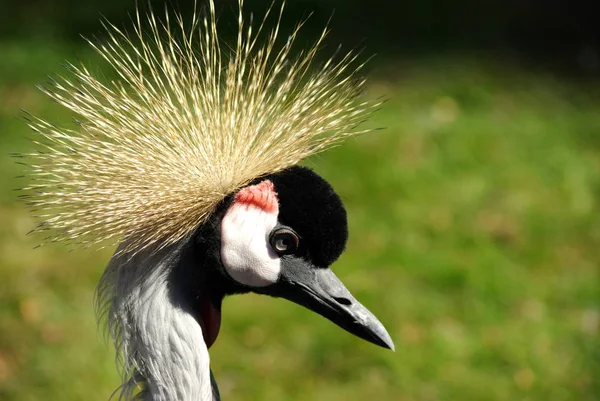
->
[0, 0, 599, 400]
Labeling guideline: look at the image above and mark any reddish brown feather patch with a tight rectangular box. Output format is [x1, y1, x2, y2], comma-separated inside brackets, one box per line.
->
[235, 180, 279, 213]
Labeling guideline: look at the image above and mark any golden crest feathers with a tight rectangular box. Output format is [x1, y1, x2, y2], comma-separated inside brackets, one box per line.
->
[21, 0, 379, 253]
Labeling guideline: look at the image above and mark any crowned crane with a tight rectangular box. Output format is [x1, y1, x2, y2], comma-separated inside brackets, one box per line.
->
[21, 1, 394, 400]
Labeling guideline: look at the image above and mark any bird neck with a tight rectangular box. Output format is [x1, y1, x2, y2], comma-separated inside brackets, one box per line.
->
[98, 240, 216, 401]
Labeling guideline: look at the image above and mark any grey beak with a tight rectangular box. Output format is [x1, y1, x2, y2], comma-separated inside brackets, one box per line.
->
[258, 259, 395, 350]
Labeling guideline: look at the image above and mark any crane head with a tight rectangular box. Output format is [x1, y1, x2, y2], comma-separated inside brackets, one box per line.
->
[176, 166, 394, 351]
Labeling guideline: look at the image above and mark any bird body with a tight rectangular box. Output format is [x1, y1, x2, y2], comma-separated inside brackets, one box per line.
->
[21, 1, 394, 399]
[100, 240, 214, 400]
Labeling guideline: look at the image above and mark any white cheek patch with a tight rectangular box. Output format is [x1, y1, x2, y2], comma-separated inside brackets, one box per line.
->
[220, 180, 281, 287]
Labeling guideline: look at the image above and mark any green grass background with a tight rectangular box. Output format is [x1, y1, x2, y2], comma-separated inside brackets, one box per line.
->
[0, 40, 598, 400]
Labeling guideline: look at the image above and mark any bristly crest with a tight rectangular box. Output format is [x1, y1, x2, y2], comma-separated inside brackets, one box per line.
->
[21, 0, 379, 253]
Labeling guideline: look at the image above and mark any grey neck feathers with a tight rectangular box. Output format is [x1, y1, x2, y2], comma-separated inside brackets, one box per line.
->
[97, 240, 217, 401]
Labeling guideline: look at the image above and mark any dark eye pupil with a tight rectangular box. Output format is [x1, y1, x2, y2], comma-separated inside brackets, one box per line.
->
[276, 237, 289, 250]
[270, 229, 299, 255]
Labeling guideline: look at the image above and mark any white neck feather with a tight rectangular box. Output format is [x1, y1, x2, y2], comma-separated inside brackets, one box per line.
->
[97, 241, 215, 401]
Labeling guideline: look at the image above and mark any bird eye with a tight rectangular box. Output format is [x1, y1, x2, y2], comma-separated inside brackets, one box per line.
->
[269, 228, 300, 256]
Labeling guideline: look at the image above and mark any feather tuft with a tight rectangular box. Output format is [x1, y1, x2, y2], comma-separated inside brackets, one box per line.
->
[21, 0, 379, 253]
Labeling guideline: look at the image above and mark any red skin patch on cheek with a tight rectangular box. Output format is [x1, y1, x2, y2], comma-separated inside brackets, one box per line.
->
[235, 180, 279, 213]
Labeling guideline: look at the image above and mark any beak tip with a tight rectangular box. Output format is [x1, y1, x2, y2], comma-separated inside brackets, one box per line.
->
[368, 318, 395, 351]
[377, 331, 395, 351]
